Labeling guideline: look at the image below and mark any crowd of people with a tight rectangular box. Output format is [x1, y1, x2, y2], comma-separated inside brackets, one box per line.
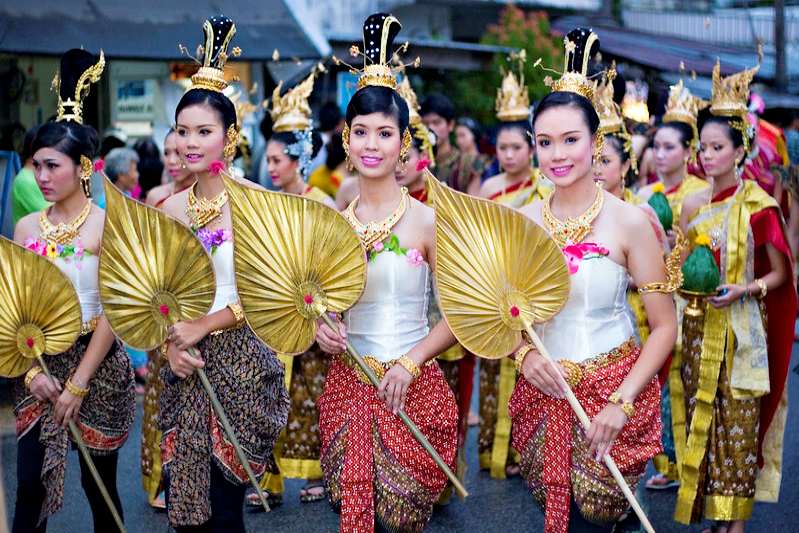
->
[4, 9, 797, 533]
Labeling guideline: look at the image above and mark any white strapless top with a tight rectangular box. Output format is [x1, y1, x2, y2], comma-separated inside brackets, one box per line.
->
[54, 255, 101, 322]
[345, 252, 430, 362]
[209, 240, 239, 314]
[536, 254, 635, 362]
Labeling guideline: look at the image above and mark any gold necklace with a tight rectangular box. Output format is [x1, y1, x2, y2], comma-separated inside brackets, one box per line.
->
[39, 201, 92, 245]
[343, 187, 409, 250]
[542, 184, 604, 247]
[186, 182, 228, 230]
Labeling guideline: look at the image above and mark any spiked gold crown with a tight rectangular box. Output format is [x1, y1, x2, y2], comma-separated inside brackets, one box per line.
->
[396, 76, 436, 166]
[710, 58, 759, 120]
[270, 65, 323, 133]
[594, 67, 637, 173]
[664, 79, 706, 128]
[496, 50, 531, 122]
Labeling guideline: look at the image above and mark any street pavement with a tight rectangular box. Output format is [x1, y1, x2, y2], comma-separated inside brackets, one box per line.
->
[2, 343, 798, 532]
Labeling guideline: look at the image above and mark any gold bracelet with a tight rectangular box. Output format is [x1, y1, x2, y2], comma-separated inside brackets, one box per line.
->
[227, 302, 245, 327]
[514, 344, 535, 372]
[608, 391, 634, 418]
[65, 377, 89, 398]
[394, 355, 421, 380]
[638, 281, 672, 294]
[755, 278, 768, 299]
[24, 366, 43, 390]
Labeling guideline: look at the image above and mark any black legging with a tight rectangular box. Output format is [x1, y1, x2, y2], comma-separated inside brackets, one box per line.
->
[12, 421, 124, 533]
[166, 461, 247, 533]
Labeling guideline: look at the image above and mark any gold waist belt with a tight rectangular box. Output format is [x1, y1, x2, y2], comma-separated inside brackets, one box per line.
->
[339, 352, 433, 385]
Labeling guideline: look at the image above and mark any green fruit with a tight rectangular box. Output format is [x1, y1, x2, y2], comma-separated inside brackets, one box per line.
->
[681, 245, 721, 293]
[647, 192, 673, 232]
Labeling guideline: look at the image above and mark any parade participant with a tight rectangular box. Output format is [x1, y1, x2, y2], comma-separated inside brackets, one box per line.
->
[315, 13, 458, 531]
[140, 129, 195, 511]
[158, 16, 289, 531]
[421, 93, 483, 195]
[478, 51, 551, 479]
[510, 28, 675, 532]
[145, 129, 195, 208]
[639, 79, 709, 227]
[455, 117, 487, 181]
[247, 65, 334, 509]
[12, 48, 135, 532]
[11, 126, 49, 225]
[675, 59, 795, 531]
[397, 76, 475, 475]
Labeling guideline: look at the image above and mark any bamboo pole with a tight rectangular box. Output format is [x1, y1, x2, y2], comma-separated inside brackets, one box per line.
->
[36, 356, 126, 533]
[523, 327, 656, 533]
[321, 314, 468, 498]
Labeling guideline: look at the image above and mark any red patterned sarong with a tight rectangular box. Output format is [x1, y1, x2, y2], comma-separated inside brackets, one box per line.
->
[509, 340, 661, 533]
[319, 357, 458, 533]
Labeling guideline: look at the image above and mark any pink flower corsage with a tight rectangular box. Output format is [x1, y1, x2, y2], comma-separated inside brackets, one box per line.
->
[209, 160, 226, 176]
[372, 241, 384, 253]
[406, 248, 424, 267]
[416, 158, 430, 172]
[561, 242, 609, 275]
[93, 159, 105, 173]
[24, 237, 46, 256]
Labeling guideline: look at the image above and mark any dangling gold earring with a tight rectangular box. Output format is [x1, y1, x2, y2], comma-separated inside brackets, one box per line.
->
[79, 155, 93, 198]
[592, 133, 605, 166]
[342, 124, 355, 172]
[399, 128, 412, 165]
[223, 124, 240, 161]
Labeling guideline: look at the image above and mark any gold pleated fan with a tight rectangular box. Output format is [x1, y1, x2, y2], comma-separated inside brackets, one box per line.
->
[0, 236, 82, 377]
[427, 173, 570, 359]
[225, 177, 366, 355]
[99, 177, 216, 350]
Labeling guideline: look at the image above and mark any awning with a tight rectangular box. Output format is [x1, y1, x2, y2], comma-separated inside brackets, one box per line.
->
[0, 0, 330, 60]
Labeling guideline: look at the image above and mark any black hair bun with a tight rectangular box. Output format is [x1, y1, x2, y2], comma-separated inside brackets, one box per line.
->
[58, 49, 102, 103]
[362, 13, 402, 65]
[565, 28, 600, 75]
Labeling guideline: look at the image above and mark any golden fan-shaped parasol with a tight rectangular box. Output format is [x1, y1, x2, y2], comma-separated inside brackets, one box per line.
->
[97, 176, 273, 512]
[0, 236, 126, 531]
[225, 176, 468, 498]
[225, 177, 366, 355]
[427, 171, 570, 357]
[0, 237, 82, 376]
[428, 175, 656, 533]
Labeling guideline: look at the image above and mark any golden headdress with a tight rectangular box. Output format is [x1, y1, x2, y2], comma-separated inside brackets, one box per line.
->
[621, 80, 650, 124]
[594, 66, 637, 173]
[663, 78, 707, 161]
[537, 27, 599, 102]
[334, 13, 417, 91]
[496, 50, 531, 122]
[181, 15, 241, 93]
[270, 65, 324, 133]
[397, 76, 436, 167]
[51, 49, 105, 124]
[709, 55, 760, 154]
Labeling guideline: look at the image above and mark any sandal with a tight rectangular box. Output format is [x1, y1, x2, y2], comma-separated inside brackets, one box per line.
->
[645, 473, 680, 490]
[300, 480, 327, 503]
[245, 488, 282, 510]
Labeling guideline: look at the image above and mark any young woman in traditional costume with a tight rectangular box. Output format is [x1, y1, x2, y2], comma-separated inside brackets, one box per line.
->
[477, 54, 552, 479]
[247, 66, 334, 508]
[12, 48, 135, 532]
[158, 16, 289, 531]
[509, 29, 676, 532]
[314, 13, 459, 532]
[674, 59, 795, 533]
[145, 129, 195, 208]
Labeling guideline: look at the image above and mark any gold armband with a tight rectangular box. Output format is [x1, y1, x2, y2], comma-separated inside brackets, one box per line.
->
[514, 344, 535, 373]
[608, 391, 635, 418]
[637, 281, 672, 294]
[228, 302, 245, 327]
[394, 355, 421, 380]
[25, 366, 43, 390]
[65, 377, 89, 398]
[755, 278, 767, 299]
[159, 342, 169, 360]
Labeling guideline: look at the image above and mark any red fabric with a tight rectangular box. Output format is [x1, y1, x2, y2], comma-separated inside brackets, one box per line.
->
[319, 359, 458, 533]
[409, 187, 428, 204]
[709, 185, 797, 466]
[455, 352, 476, 445]
[487, 177, 533, 201]
[509, 346, 662, 533]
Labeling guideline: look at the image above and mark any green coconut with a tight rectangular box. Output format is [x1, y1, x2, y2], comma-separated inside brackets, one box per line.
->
[647, 191, 673, 232]
[681, 243, 720, 293]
